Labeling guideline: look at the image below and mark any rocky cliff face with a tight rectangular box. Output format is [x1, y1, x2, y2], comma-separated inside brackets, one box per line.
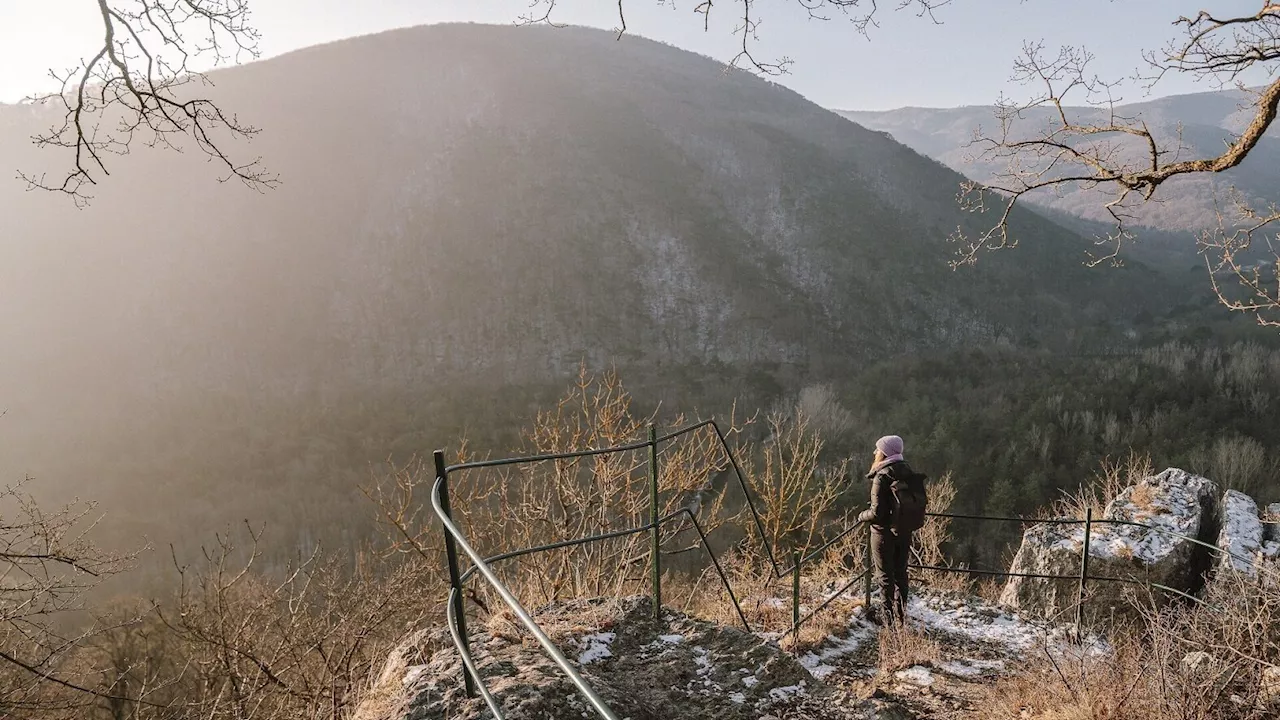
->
[1001, 467, 1277, 621]
[357, 594, 1098, 720]
[357, 465, 1280, 720]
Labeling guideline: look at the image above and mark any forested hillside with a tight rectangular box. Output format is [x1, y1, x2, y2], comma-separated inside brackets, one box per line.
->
[0, 23, 1203, 564]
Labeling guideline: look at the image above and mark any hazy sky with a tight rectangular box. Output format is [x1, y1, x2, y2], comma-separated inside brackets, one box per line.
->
[0, 1, 1272, 109]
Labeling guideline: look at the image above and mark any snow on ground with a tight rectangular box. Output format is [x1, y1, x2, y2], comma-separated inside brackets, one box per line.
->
[781, 589, 1107, 687]
[937, 659, 1005, 678]
[797, 614, 878, 680]
[894, 665, 935, 686]
[576, 632, 616, 665]
[402, 665, 428, 687]
[767, 684, 807, 701]
[909, 593, 1108, 656]
[907, 594, 1044, 652]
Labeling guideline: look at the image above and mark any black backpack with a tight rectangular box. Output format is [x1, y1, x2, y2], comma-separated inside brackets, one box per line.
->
[890, 467, 929, 533]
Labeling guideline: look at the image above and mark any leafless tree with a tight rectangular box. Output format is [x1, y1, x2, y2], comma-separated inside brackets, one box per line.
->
[524, 0, 950, 73]
[21, 0, 276, 207]
[0, 479, 145, 717]
[954, 4, 1280, 325]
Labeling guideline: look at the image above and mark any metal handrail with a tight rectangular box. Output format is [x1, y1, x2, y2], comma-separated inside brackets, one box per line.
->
[458, 509, 686, 584]
[456, 507, 752, 631]
[432, 473, 620, 720]
[431, 419, 786, 719]
[445, 587, 504, 717]
[779, 567, 872, 640]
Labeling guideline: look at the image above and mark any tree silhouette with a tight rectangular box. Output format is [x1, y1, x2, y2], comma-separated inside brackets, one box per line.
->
[20, 0, 276, 207]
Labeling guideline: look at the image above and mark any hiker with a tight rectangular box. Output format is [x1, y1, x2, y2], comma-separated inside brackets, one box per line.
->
[857, 435, 928, 627]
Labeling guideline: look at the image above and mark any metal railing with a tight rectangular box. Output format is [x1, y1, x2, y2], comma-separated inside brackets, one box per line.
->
[431, 419, 878, 718]
[431, 421, 1275, 718]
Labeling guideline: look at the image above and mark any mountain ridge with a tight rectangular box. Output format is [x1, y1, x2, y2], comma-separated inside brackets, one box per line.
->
[0, 22, 1195, 552]
[838, 86, 1280, 233]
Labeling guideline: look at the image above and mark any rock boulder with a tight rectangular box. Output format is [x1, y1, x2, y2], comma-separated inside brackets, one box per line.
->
[1000, 468, 1220, 621]
[1216, 489, 1264, 576]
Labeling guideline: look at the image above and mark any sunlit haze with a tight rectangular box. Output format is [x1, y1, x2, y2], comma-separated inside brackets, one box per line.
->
[0, 0, 1271, 109]
[3, 1, 1280, 714]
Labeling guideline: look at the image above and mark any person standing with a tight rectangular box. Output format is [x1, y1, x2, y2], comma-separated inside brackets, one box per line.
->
[858, 435, 928, 627]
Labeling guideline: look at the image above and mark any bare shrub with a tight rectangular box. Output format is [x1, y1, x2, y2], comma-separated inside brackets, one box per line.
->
[782, 384, 857, 450]
[1048, 452, 1152, 520]
[0, 480, 142, 717]
[370, 366, 752, 616]
[1208, 435, 1270, 496]
[128, 526, 433, 720]
[984, 570, 1280, 720]
[744, 409, 852, 562]
[910, 473, 967, 594]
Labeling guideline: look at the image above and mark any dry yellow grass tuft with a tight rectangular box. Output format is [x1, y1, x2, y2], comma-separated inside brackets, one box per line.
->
[1129, 482, 1156, 510]
[876, 626, 942, 674]
[1049, 452, 1153, 520]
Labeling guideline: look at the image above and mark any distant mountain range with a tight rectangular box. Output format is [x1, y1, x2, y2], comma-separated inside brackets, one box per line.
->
[840, 89, 1280, 234]
[0, 24, 1221, 552]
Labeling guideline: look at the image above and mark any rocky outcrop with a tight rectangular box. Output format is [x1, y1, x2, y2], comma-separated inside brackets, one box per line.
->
[1217, 489, 1265, 576]
[1000, 468, 1220, 620]
[356, 597, 830, 720]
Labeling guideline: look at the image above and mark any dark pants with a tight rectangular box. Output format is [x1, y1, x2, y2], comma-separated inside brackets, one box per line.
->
[871, 528, 911, 625]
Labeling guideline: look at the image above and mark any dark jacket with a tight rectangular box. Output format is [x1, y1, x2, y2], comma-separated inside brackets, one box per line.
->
[858, 460, 916, 532]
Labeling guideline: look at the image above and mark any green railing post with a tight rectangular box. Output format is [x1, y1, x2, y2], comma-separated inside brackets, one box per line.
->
[1075, 507, 1093, 642]
[648, 424, 661, 619]
[863, 524, 873, 616]
[436, 450, 476, 698]
[792, 551, 802, 633]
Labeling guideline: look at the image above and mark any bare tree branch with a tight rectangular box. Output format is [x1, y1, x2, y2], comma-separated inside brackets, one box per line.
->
[19, 0, 277, 207]
[522, 0, 951, 75]
[0, 479, 145, 715]
[954, 3, 1280, 324]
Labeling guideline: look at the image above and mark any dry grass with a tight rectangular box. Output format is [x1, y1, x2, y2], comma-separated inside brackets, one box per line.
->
[908, 473, 973, 595]
[983, 647, 1144, 720]
[876, 626, 942, 674]
[1129, 482, 1157, 510]
[983, 570, 1280, 720]
[786, 599, 866, 654]
[976, 576, 1007, 605]
[349, 647, 416, 720]
[1049, 452, 1153, 520]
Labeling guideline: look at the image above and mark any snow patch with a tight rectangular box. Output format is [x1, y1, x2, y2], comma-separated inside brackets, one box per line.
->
[402, 664, 427, 686]
[938, 659, 1005, 678]
[895, 665, 935, 686]
[796, 619, 877, 680]
[767, 683, 807, 701]
[576, 632, 616, 665]
[908, 594, 1108, 656]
